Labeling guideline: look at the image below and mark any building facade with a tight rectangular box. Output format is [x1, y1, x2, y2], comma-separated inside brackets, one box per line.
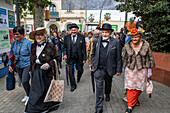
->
[23, 0, 125, 35]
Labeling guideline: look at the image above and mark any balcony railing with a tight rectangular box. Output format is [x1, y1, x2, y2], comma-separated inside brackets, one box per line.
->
[50, 12, 59, 18]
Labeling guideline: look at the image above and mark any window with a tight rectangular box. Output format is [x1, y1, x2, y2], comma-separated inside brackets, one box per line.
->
[50, 4, 56, 12]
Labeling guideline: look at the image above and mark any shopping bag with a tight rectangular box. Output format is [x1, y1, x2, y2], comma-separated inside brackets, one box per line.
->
[146, 79, 153, 98]
[6, 71, 15, 90]
[44, 59, 64, 102]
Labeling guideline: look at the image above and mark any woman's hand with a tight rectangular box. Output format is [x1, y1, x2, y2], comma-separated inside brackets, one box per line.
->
[41, 63, 50, 70]
[9, 65, 13, 72]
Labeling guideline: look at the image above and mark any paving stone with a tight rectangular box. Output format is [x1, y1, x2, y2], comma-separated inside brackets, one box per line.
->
[0, 63, 170, 113]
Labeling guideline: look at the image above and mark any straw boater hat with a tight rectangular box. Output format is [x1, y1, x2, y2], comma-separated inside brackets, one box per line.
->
[29, 27, 47, 40]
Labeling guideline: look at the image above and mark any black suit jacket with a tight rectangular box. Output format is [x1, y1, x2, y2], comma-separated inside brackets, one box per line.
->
[91, 37, 122, 76]
[63, 33, 87, 64]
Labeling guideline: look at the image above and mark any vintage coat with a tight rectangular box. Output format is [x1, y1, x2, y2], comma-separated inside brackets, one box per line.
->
[91, 37, 122, 76]
[30, 41, 59, 76]
[87, 37, 95, 66]
[63, 33, 87, 64]
[123, 39, 155, 70]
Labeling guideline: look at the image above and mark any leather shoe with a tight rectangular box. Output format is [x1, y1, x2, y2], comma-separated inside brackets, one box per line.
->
[70, 87, 76, 92]
[95, 109, 103, 113]
[77, 77, 80, 83]
[105, 94, 110, 102]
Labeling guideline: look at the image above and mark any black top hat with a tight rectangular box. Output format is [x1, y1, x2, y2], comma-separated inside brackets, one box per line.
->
[100, 23, 113, 32]
[69, 23, 79, 29]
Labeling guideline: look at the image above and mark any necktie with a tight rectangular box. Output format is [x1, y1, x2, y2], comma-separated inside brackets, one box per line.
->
[73, 36, 76, 43]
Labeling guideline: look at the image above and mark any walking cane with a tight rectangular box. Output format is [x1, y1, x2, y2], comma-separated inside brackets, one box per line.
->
[91, 66, 95, 93]
[65, 62, 69, 86]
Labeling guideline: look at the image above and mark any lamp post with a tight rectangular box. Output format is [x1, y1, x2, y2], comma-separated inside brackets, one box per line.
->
[99, 0, 107, 27]
[124, 0, 128, 34]
[14, 0, 30, 26]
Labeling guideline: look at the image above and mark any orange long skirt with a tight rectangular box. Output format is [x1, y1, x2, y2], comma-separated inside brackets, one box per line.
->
[127, 89, 142, 107]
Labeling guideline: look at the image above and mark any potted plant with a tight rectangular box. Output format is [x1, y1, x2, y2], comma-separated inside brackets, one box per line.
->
[88, 14, 95, 22]
[104, 13, 111, 21]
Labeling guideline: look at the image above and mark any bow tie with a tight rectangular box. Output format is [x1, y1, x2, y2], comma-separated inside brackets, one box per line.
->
[38, 42, 46, 47]
[102, 40, 109, 43]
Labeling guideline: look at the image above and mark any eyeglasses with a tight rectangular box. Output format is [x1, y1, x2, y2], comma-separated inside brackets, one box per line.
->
[35, 34, 44, 36]
[14, 33, 19, 36]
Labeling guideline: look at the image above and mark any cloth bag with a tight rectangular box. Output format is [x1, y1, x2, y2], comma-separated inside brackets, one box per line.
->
[44, 59, 64, 102]
[6, 71, 15, 90]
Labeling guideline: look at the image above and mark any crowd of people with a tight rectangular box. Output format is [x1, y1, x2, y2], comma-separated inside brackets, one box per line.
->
[7, 22, 155, 113]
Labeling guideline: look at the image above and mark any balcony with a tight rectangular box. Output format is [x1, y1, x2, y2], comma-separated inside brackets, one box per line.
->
[50, 12, 59, 18]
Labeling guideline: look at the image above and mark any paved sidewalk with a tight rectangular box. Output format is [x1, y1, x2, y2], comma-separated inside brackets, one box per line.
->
[0, 63, 170, 113]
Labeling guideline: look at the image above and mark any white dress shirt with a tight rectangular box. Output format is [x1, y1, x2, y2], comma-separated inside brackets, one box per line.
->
[71, 35, 77, 43]
[102, 39, 110, 48]
[36, 42, 46, 64]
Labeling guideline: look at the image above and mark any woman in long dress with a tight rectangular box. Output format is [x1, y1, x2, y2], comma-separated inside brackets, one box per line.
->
[25, 27, 60, 113]
[123, 28, 155, 113]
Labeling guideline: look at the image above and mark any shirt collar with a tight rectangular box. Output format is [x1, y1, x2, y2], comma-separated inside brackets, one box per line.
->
[71, 35, 77, 38]
[102, 37, 110, 42]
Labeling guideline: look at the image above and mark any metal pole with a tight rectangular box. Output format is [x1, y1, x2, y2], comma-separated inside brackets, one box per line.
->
[99, 0, 106, 27]
[99, 10, 102, 27]
[16, 0, 20, 26]
[124, 0, 128, 34]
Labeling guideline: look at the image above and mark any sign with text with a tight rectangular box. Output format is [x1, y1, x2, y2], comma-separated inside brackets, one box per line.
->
[0, 8, 8, 29]
[112, 25, 117, 31]
[8, 10, 15, 28]
[0, 29, 10, 54]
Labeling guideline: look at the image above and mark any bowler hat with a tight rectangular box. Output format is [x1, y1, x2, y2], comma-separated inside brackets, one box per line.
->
[69, 23, 79, 29]
[100, 23, 113, 32]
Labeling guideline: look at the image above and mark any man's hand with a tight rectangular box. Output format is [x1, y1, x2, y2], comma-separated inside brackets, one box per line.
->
[83, 60, 86, 64]
[9, 65, 13, 72]
[116, 72, 121, 76]
[64, 55, 67, 60]
[90, 66, 93, 72]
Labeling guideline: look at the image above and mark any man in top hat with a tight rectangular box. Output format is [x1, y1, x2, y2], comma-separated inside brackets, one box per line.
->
[91, 23, 122, 113]
[63, 23, 87, 92]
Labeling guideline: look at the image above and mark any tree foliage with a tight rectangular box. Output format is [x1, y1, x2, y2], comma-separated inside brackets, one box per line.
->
[13, 0, 52, 19]
[115, 0, 170, 52]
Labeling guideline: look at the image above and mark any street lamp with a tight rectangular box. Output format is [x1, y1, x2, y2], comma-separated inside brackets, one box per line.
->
[99, 0, 107, 27]
[14, 0, 30, 26]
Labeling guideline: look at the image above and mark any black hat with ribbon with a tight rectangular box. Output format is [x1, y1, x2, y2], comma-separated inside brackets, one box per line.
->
[100, 23, 113, 32]
[69, 23, 79, 29]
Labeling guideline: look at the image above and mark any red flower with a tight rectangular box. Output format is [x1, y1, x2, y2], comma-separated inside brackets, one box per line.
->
[131, 28, 138, 35]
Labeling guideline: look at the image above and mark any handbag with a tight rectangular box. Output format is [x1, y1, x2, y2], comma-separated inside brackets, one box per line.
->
[6, 71, 15, 90]
[44, 59, 64, 102]
[146, 79, 153, 98]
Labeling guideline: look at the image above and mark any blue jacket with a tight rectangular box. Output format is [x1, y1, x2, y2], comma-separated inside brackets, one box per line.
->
[8, 38, 32, 68]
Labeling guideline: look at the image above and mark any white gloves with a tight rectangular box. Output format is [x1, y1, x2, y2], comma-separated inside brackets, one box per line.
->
[41, 63, 50, 70]
[147, 68, 152, 78]
[29, 71, 32, 76]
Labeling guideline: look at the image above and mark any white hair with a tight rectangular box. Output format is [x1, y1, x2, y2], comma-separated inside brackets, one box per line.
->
[93, 30, 100, 35]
